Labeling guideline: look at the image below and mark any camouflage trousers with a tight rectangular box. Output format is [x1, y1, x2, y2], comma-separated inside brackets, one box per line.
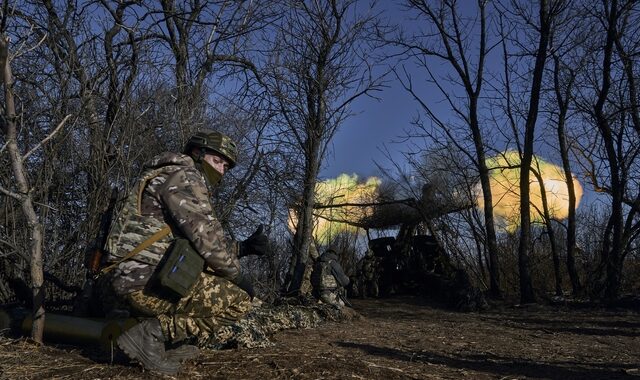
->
[123, 272, 252, 345]
[362, 278, 379, 298]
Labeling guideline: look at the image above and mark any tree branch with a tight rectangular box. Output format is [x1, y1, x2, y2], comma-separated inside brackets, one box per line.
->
[22, 114, 72, 161]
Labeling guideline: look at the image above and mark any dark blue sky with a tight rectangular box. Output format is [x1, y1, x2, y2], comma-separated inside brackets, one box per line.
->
[319, 1, 472, 180]
[321, 81, 416, 179]
[320, 2, 419, 179]
[319, 1, 598, 208]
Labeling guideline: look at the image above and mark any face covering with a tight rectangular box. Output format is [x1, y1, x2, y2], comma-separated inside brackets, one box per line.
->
[201, 161, 223, 186]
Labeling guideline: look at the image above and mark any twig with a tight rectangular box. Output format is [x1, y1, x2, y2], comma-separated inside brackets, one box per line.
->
[0, 182, 23, 200]
[22, 114, 72, 161]
[14, 30, 48, 59]
[362, 360, 405, 373]
[32, 201, 59, 212]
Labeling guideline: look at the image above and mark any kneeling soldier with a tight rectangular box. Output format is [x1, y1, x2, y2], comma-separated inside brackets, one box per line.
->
[311, 248, 350, 308]
[100, 130, 269, 375]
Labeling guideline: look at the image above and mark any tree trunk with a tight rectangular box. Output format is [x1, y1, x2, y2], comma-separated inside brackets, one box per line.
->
[474, 132, 502, 298]
[286, 150, 321, 296]
[0, 35, 46, 343]
[466, 2, 501, 299]
[532, 167, 562, 296]
[518, 0, 552, 304]
[553, 56, 581, 296]
[594, 0, 623, 302]
[469, 213, 487, 281]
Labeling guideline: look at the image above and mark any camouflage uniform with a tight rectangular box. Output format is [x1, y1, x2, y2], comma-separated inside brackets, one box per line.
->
[101, 152, 251, 345]
[360, 250, 380, 298]
[125, 272, 250, 345]
[310, 250, 350, 308]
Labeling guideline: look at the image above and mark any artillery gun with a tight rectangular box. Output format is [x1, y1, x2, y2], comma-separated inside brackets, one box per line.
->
[319, 183, 486, 310]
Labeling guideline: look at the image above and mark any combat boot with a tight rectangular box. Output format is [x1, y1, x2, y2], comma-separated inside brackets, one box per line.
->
[117, 318, 181, 375]
[166, 344, 200, 362]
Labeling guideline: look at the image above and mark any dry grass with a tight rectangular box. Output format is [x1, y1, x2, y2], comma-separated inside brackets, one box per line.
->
[1, 298, 639, 380]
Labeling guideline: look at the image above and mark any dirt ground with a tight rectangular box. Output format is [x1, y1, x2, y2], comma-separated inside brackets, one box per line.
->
[1, 296, 639, 380]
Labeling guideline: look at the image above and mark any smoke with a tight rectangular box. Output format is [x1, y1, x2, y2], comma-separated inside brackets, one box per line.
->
[288, 174, 381, 245]
[477, 151, 583, 232]
[287, 151, 581, 241]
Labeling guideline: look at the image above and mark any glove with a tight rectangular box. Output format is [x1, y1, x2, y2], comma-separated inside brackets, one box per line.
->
[238, 225, 271, 258]
[234, 273, 255, 299]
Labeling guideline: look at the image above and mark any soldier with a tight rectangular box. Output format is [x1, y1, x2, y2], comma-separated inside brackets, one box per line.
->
[310, 247, 350, 308]
[360, 249, 380, 298]
[100, 130, 270, 375]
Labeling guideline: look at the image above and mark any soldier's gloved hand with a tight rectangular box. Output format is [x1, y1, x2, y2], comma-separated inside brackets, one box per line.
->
[234, 273, 256, 299]
[239, 225, 271, 258]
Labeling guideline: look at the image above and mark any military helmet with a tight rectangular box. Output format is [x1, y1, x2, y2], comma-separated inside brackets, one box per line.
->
[184, 130, 238, 169]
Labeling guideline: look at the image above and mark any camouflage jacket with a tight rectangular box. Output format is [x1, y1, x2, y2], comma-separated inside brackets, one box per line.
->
[105, 152, 240, 295]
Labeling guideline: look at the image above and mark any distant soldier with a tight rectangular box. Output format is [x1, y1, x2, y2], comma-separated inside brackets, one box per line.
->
[360, 249, 380, 298]
[99, 130, 270, 375]
[310, 248, 350, 308]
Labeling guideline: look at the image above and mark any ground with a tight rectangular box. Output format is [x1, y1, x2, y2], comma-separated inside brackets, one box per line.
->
[1, 296, 639, 380]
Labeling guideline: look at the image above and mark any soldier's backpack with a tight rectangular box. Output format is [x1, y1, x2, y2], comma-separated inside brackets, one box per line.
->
[310, 258, 338, 291]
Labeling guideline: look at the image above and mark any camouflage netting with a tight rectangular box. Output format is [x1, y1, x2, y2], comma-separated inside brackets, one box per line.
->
[207, 301, 361, 349]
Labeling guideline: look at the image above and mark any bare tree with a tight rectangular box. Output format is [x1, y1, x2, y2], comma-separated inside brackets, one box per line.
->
[574, 0, 640, 300]
[143, 1, 275, 140]
[552, 50, 583, 296]
[497, 0, 567, 303]
[516, 0, 554, 303]
[0, 32, 70, 342]
[266, 0, 386, 296]
[393, 0, 503, 298]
